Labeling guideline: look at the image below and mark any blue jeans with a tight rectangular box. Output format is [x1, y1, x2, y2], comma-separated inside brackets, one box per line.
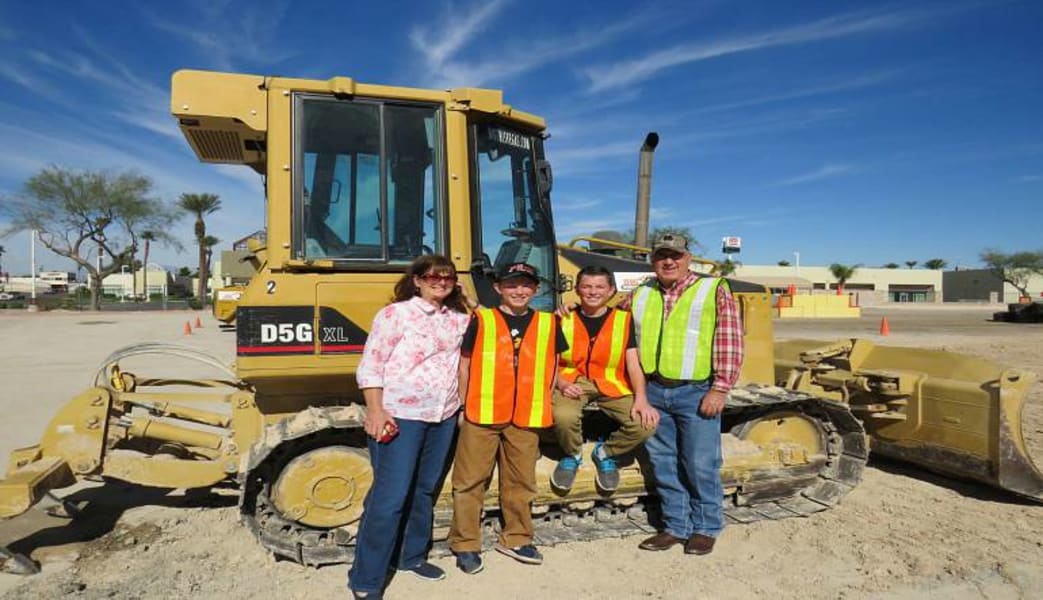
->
[347, 415, 457, 594]
[645, 380, 724, 539]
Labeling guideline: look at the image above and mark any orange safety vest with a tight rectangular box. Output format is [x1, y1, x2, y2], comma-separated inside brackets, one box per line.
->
[559, 309, 634, 397]
[465, 308, 556, 428]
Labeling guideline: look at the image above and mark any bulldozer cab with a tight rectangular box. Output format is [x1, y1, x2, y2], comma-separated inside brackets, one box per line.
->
[171, 71, 558, 390]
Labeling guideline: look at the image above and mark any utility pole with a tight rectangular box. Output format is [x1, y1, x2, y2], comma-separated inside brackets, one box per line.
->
[28, 230, 38, 312]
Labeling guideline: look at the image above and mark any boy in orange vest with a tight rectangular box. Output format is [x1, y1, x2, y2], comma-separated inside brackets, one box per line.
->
[552, 265, 659, 493]
[448, 262, 567, 573]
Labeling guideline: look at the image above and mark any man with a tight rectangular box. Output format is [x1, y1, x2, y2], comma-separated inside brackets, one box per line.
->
[623, 234, 744, 556]
[551, 265, 659, 493]
[448, 262, 567, 573]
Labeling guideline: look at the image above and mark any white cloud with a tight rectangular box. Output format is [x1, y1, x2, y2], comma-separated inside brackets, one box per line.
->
[771, 164, 856, 187]
[409, 0, 507, 71]
[140, 2, 295, 71]
[1014, 174, 1043, 183]
[409, 0, 656, 89]
[583, 8, 925, 93]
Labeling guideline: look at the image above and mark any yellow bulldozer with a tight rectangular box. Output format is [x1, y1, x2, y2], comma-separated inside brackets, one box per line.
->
[1, 70, 1040, 574]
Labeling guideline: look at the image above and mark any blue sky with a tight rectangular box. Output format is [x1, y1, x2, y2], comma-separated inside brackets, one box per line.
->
[1, 0, 1041, 276]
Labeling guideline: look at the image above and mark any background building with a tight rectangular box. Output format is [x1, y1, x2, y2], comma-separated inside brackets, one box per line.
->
[943, 269, 1043, 303]
[731, 265, 942, 305]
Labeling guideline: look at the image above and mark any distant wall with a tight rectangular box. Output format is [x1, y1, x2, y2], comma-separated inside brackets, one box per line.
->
[942, 269, 1003, 302]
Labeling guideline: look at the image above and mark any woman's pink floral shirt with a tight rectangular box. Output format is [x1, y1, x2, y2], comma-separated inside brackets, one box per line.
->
[356, 296, 470, 422]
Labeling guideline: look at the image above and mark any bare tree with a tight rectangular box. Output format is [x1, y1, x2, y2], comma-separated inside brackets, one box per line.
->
[1, 167, 176, 310]
[177, 193, 222, 302]
[980, 249, 1043, 299]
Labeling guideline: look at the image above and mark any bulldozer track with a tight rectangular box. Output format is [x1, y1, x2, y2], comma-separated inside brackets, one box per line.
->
[238, 387, 866, 566]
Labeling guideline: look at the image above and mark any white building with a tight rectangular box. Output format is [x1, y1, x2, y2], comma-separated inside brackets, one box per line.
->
[95, 266, 172, 299]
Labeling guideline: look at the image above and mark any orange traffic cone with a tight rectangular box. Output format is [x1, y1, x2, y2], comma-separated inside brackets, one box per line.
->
[183, 321, 193, 335]
[879, 317, 890, 336]
[195, 316, 203, 329]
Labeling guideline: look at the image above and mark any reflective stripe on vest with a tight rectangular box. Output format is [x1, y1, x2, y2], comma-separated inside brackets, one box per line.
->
[631, 277, 721, 380]
[559, 309, 633, 397]
[466, 308, 556, 428]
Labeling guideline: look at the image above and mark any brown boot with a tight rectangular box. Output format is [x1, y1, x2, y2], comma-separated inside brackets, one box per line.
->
[638, 532, 684, 551]
[684, 533, 716, 555]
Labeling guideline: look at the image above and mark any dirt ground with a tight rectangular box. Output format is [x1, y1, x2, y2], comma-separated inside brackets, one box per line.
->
[1, 306, 1041, 599]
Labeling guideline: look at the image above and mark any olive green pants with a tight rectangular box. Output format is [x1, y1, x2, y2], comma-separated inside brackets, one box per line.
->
[552, 376, 653, 458]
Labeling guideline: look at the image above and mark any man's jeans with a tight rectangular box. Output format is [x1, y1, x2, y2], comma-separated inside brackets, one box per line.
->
[645, 380, 724, 539]
[347, 415, 456, 594]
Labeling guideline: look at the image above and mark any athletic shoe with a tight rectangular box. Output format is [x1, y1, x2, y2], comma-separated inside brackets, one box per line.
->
[400, 561, 446, 581]
[455, 551, 484, 574]
[494, 543, 543, 565]
[551, 455, 582, 490]
[591, 442, 620, 491]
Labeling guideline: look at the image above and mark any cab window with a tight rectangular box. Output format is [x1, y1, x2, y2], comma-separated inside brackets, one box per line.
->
[294, 96, 444, 263]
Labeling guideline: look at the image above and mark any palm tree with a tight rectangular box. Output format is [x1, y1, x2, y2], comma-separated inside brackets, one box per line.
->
[714, 259, 738, 277]
[777, 260, 791, 267]
[140, 231, 156, 301]
[202, 235, 220, 300]
[829, 263, 859, 293]
[883, 262, 899, 269]
[923, 258, 947, 270]
[905, 260, 918, 269]
[177, 193, 221, 302]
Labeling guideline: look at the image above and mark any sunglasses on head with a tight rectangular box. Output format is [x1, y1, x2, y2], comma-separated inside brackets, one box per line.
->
[418, 273, 458, 284]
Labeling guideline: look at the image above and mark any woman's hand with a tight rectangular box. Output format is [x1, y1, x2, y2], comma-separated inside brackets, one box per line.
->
[364, 405, 397, 440]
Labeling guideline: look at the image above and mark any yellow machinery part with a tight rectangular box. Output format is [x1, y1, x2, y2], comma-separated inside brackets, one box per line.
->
[270, 446, 373, 528]
[776, 338, 1043, 500]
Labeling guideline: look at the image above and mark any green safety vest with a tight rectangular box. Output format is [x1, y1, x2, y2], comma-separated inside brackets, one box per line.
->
[630, 277, 723, 380]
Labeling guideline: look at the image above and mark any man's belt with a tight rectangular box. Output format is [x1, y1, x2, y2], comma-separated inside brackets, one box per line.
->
[647, 373, 701, 388]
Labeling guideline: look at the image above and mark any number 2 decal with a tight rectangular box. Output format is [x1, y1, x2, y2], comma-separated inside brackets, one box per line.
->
[266, 280, 276, 294]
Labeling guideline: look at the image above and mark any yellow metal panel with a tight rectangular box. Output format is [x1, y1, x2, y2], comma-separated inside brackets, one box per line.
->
[265, 75, 293, 269]
[171, 70, 267, 131]
[102, 453, 229, 488]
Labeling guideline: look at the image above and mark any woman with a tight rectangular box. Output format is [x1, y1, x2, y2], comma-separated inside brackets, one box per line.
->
[347, 255, 474, 600]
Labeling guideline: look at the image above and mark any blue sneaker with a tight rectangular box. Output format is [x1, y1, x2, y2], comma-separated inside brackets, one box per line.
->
[551, 455, 582, 490]
[455, 551, 484, 574]
[494, 543, 543, 565]
[591, 442, 619, 492]
[400, 561, 446, 581]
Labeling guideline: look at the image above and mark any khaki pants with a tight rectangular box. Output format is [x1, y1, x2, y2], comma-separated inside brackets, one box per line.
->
[448, 419, 540, 551]
[552, 376, 653, 458]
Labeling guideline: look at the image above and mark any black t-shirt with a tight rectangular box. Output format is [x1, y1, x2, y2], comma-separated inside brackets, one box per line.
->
[461, 309, 568, 358]
[576, 310, 637, 350]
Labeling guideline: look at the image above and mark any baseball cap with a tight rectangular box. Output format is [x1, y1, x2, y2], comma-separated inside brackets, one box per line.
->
[651, 233, 689, 254]
[496, 262, 540, 283]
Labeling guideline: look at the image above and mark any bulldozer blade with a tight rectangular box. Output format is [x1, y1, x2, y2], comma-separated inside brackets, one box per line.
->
[0, 545, 40, 575]
[777, 338, 1043, 502]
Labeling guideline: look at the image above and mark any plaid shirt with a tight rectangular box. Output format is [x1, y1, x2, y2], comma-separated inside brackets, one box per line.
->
[620, 272, 744, 393]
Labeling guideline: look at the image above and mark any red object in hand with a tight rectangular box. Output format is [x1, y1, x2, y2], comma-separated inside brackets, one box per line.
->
[378, 422, 399, 443]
